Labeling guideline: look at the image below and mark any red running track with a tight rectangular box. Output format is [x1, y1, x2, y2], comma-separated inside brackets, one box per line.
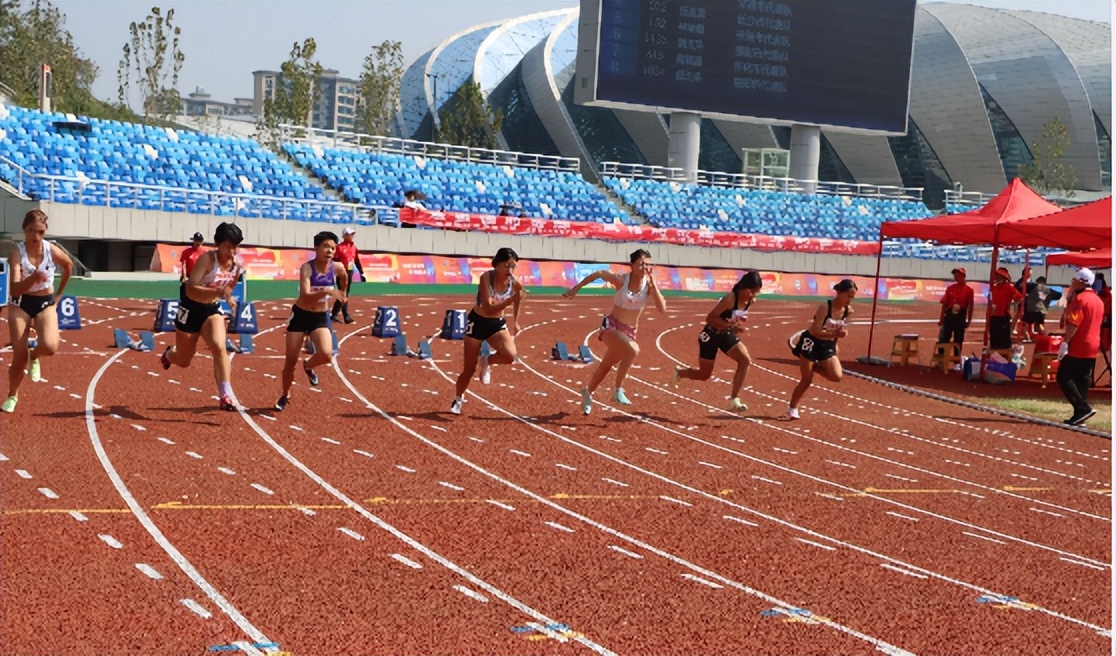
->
[0, 295, 1110, 655]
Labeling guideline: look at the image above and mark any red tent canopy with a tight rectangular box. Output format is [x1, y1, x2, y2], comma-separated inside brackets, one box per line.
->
[1046, 247, 1112, 269]
[880, 178, 1062, 244]
[997, 197, 1112, 251]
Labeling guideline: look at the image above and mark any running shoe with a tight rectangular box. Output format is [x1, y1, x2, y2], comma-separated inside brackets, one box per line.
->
[0, 396, 16, 413]
[274, 395, 290, 412]
[671, 366, 682, 388]
[343, 315, 355, 324]
[581, 387, 593, 415]
[781, 407, 801, 421]
[450, 397, 463, 415]
[159, 345, 173, 371]
[219, 395, 237, 412]
[479, 353, 491, 385]
[728, 397, 748, 412]
[28, 358, 41, 383]
[1067, 409, 1097, 426]
[304, 365, 320, 387]
[614, 388, 632, 405]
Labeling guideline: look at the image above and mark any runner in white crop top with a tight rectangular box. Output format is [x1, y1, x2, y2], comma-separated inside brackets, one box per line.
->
[612, 273, 649, 311]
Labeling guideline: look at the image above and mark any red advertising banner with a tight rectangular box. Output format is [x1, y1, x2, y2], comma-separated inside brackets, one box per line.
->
[400, 208, 880, 256]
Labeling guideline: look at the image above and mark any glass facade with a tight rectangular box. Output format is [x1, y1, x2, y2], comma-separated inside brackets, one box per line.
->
[979, 83, 1032, 183]
[888, 118, 952, 209]
[490, 62, 560, 156]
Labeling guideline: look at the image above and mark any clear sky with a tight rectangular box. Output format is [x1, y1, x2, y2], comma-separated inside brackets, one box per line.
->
[46, 0, 1113, 109]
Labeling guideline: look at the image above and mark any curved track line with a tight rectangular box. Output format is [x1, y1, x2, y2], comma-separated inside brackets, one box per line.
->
[85, 348, 275, 649]
[229, 325, 617, 656]
[332, 326, 916, 656]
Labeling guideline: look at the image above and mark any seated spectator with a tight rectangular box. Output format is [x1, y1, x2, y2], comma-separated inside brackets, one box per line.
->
[403, 189, 426, 210]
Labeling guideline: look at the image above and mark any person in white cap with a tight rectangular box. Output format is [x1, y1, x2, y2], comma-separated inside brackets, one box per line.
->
[937, 267, 974, 352]
[1057, 267, 1104, 426]
[331, 227, 363, 324]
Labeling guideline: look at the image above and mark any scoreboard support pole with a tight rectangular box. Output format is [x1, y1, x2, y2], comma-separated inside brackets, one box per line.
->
[789, 124, 822, 194]
[666, 111, 701, 183]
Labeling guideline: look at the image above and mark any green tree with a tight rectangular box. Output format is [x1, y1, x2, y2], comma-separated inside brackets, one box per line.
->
[117, 6, 184, 121]
[0, 0, 102, 114]
[436, 81, 503, 150]
[258, 37, 322, 149]
[1018, 116, 1078, 198]
[355, 39, 403, 137]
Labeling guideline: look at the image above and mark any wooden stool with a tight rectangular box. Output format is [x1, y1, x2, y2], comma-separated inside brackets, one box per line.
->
[930, 342, 962, 373]
[1029, 352, 1059, 388]
[890, 334, 919, 366]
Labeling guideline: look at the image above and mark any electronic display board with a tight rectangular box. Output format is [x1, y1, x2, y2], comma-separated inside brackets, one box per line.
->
[575, 0, 917, 135]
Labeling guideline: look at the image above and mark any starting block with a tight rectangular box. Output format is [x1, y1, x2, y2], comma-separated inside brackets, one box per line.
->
[417, 340, 433, 360]
[391, 334, 409, 356]
[552, 342, 573, 361]
[237, 334, 254, 354]
[480, 342, 492, 358]
[578, 345, 593, 363]
[113, 329, 155, 352]
[440, 309, 467, 340]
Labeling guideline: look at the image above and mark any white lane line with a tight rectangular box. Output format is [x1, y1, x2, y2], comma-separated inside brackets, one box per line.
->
[886, 511, 920, 522]
[772, 447, 797, 455]
[69, 511, 88, 522]
[682, 573, 724, 589]
[185, 451, 203, 460]
[395, 465, 416, 473]
[698, 461, 722, 469]
[555, 463, 577, 471]
[545, 521, 575, 533]
[390, 553, 423, 569]
[231, 641, 266, 656]
[135, 563, 164, 580]
[353, 450, 375, 459]
[602, 478, 629, 487]
[825, 460, 857, 470]
[453, 585, 490, 603]
[38, 487, 59, 499]
[881, 563, 928, 579]
[14, 469, 31, 479]
[297, 507, 316, 517]
[723, 515, 758, 527]
[645, 447, 668, 455]
[751, 475, 782, 485]
[599, 435, 622, 443]
[180, 598, 212, 619]
[320, 437, 341, 445]
[250, 483, 274, 496]
[963, 531, 1006, 545]
[486, 500, 516, 512]
[797, 538, 837, 552]
[98, 534, 124, 549]
[429, 425, 447, 433]
[289, 425, 304, 432]
[217, 467, 237, 476]
[660, 495, 692, 507]
[338, 527, 365, 541]
[157, 437, 175, 445]
[130, 424, 147, 432]
[439, 481, 464, 491]
[526, 621, 570, 643]
[1059, 557, 1106, 571]
[1030, 507, 1065, 519]
[608, 545, 643, 559]
[509, 449, 532, 458]
[468, 436, 485, 443]
[0, 452, 7, 461]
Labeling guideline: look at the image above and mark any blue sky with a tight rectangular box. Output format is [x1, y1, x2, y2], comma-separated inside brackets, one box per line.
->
[47, 0, 1113, 108]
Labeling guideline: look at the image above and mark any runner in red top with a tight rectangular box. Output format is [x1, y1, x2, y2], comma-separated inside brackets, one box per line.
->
[331, 227, 364, 324]
[179, 232, 206, 282]
[1058, 268, 1104, 426]
[987, 266, 1023, 350]
[937, 267, 974, 352]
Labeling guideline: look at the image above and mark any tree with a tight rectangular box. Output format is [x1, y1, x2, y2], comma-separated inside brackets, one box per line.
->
[355, 39, 403, 137]
[257, 37, 322, 150]
[0, 0, 102, 114]
[116, 6, 185, 121]
[436, 81, 503, 150]
[1018, 116, 1078, 198]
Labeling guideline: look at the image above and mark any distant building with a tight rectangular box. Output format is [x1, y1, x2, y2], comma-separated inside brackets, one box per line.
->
[252, 69, 360, 133]
[179, 87, 254, 117]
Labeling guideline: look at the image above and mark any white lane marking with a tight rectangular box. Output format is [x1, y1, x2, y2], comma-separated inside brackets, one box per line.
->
[660, 495, 692, 507]
[429, 425, 447, 433]
[289, 425, 304, 432]
[338, 527, 365, 541]
[526, 621, 569, 643]
[645, 447, 668, 455]
[881, 563, 928, 579]
[723, 515, 758, 527]
[468, 436, 484, 443]
[14, 469, 31, 479]
[69, 511, 88, 522]
[545, 521, 575, 533]
[886, 511, 920, 522]
[963, 532, 1006, 545]
[390, 553, 423, 569]
[297, 507, 316, 517]
[751, 475, 782, 485]
[453, 585, 490, 603]
[797, 538, 837, 552]
[772, 447, 797, 455]
[1030, 507, 1065, 519]
[180, 598, 212, 619]
[130, 424, 147, 432]
[135, 563, 164, 580]
[217, 467, 237, 476]
[682, 573, 724, 589]
[157, 437, 175, 445]
[439, 481, 464, 491]
[608, 545, 643, 559]
[556, 463, 577, 471]
[602, 478, 629, 487]
[825, 459, 857, 469]
[0, 452, 7, 461]
[231, 641, 266, 656]
[250, 483, 274, 496]
[185, 451, 203, 460]
[599, 434, 622, 443]
[487, 500, 516, 512]
[86, 353, 273, 645]
[98, 534, 124, 549]
[320, 437, 341, 445]
[353, 450, 375, 459]
[1059, 557, 1106, 571]
[509, 449, 532, 458]
[698, 461, 722, 469]
[38, 487, 59, 499]
[395, 465, 416, 473]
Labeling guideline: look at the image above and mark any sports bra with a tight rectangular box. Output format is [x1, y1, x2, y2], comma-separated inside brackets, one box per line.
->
[719, 292, 751, 323]
[477, 270, 515, 305]
[18, 241, 55, 294]
[613, 274, 649, 311]
[308, 259, 336, 293]
[821, 300, 849, 333]
[198, 251, 243, 290]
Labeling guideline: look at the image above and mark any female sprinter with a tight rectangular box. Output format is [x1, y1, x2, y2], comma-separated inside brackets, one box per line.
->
[673, 270, 762, 411]
[449, 247, 526, 415]
[159, 222, 245, 411]
[275, 231, 348, 412]
[2, 209, 74, 413]
[563, 249, 666, 415]
[782, 278, 858, 421]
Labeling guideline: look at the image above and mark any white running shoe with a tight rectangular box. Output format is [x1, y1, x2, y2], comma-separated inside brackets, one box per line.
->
[450, 397, 463, 415]
[727, 397, 748, 412]
[614, 388, 632, 405]
[0, 396, 16, 413]
[479, 354, 491, 385]
[581, 387, 592, 415]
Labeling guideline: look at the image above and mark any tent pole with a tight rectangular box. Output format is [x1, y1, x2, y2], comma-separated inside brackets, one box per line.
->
[979, 245, 1001, 380]
[858, 233, 888, 365]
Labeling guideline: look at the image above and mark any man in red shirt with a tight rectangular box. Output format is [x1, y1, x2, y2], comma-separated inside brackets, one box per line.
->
[988, 266, 1023, 350]
[1058, 267, 1104, 426]
[178, 232, 206, 283]
[937, 267, 974, 352]
[331, 227, 364, 323]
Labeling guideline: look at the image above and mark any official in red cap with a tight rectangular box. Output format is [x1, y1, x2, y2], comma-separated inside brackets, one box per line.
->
[178, 231, 207, 283]
[988, 265, 1023, 350]
[938, 266, 974, 351]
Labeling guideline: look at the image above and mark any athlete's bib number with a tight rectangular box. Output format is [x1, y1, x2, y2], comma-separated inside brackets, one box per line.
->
[175, 305, 190, 324]
[698, 330, 711, 343]
[800, 336, 815, 353]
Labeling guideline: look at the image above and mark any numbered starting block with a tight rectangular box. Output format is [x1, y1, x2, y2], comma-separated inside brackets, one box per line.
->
[154, 298, 179, 332]
[372, 306, 401, 338]
[440, 309, 467, 340]
[227, 301, 259, 335]
[56, 295, 81, 330]
[113, 329, 155, 352]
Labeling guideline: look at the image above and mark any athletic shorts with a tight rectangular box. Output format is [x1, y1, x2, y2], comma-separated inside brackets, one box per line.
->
[174, 292, 224, 334]
[1022, 311, 1046, 326]
[698, 325, 739, 360]
[287, 305, 330, 334]
[791, 330, 837, 362]
[15, 293, 54, 319]
[465, 309, 506, 342]
[600, 314, 637, 341]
